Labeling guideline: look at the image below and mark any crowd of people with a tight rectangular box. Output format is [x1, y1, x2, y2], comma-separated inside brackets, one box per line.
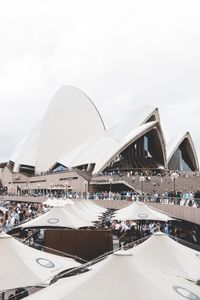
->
[110, 219, 199, 247]
[0, 201, 44, 233]
[0, 190, 199, 235]
[0, 196, 199, 248]
[3, 187, 200, 208]
[143, 190, 200, 207]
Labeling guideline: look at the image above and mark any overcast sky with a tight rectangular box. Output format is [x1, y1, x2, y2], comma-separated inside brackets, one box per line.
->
[0, 0, 200, 161]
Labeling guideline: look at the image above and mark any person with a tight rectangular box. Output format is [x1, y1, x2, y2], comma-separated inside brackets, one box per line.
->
[188, 199, 193, 206]
[190, 228, 198, 244]
[6, 217, 13, 232]
[0, 221, 4, 233]
[164, 223, 169, 235]
[114, 222, 121, 237]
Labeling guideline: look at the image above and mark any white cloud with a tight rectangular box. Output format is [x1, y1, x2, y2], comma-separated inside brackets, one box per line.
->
[0, 0, 200, 161]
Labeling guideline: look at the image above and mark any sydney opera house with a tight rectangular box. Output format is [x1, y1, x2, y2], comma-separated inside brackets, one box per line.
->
[0, 86, 199, 195]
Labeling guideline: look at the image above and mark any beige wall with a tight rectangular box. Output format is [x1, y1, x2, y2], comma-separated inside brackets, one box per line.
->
[147, 202, 200, 225]
[0, 169, 89, 194]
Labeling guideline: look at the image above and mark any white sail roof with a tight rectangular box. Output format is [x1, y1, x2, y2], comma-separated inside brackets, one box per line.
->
[10, 90, 168, 174]
[12, 124, 40, 172]
[166, 131, 199, 170]
[105, 106, 160, 141]
[25, 250, 200, 300]
[59, 135, 118, 169]
[12, 86, 106, 172]
[36, 86, 105, 172]
[0, 233, 80, 292]
[9, 86, 199, 173]
[58, 106, 159, 168]
[59, 106, 167, 173]
[60, 121, 163, 174]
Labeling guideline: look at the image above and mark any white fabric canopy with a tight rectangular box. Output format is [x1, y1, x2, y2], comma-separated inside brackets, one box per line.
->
[72, 201, 104, 221]
[0, 233, 80, 292]
[43, 197, 74, 207]
[60, 200, 106, 222]
[130, 232, 200, 282]
[25, 251, 200, 300]
[19, 206, 93, 229]
[85, 200, 107, 214]
[64, 205, 98, 222]
[113, 201, 174, 221]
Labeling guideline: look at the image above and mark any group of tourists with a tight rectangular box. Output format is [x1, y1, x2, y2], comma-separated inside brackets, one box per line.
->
[0, 201, 43, 233]
[0, 196, 199, 247]
[111, 219, 199, 246]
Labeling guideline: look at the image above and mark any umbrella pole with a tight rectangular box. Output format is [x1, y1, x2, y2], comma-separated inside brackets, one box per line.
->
[169, 220, 172, 234]
[1, 292, 5, 300]
[135, 220, 140, 239]
[140, 221, 143, 238]
[138, 220, 142, 238]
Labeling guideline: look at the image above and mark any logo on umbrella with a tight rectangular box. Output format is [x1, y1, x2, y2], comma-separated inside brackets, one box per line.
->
[173, 286, 200, 300]
[138, 214, 148, 218]
[47, 218, 59, 224]
[36, 258, 55, 268]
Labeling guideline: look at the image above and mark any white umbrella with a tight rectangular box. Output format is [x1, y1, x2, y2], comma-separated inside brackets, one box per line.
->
[43, 198, 74, 207]
[25, 251, 200, 300]
[130, 232, 200, 282]
[18, 206, 93, 229]
[0, 233, 80, 292]
[74, 200, 106, 215]
[64, 205, 97, 222]
[113, 201, 174, 221]
[86, 200, 107, 213]
[63, 198, 74, 205]
[73, 202, 102, 221]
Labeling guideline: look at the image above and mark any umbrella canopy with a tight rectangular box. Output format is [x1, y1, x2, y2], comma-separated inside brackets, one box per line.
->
[63, 200, 107, 222]
[18, 206, 93, 229]
[74, 200, 107, 214]
[0, 233, 80, 292]
[130, 232, 200, 282]
[64, 205, 97, 222]
[63, 198, 74, 205]
[43, 197, 74, 207]
[72, 202, 103, 220]
[85, 200, 107, 214]
[25, 251, 200, 300]
[113, 201, 174, 221]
